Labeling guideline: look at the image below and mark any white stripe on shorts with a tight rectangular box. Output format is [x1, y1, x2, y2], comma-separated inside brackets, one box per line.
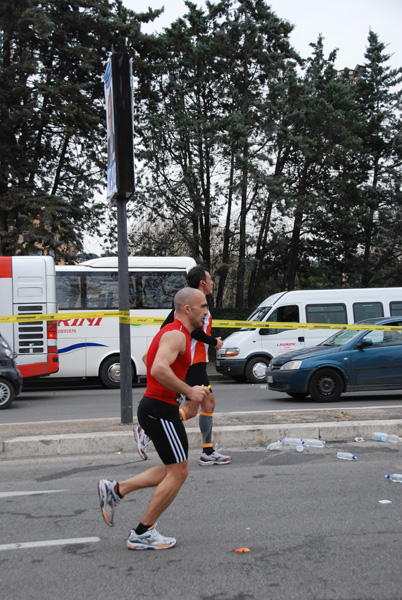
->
[160, 419, 186, 463]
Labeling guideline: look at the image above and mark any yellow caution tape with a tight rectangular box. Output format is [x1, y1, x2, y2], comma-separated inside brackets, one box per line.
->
[0, 311, 121, 324]
[212, 319, 402, 331]
[0, 311, 401, 331]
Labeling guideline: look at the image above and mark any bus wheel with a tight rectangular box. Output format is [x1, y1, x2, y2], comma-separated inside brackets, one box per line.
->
[99, 356, 135, 389]
[245, 356, 271, 384]
[100, 356, 122, 388]
[0, 378, 15, 409]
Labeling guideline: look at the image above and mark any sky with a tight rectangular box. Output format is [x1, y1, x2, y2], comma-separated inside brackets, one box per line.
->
[124, 0, 402, 71]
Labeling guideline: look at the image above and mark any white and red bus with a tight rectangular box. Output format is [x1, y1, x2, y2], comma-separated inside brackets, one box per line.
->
[54, 256, 196, 387]
[0, 256, 59, 378]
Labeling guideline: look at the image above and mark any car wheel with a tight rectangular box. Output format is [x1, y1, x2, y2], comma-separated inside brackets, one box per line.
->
[245, 356, 271, 384]
[99, 356, 134, 389]
[286, 392, 309, 399]
[308, 368, 343, 402]
[0, 377, 15, 409]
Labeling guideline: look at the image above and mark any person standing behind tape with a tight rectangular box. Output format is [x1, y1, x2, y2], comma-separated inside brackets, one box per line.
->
[134, 265, 232, 466]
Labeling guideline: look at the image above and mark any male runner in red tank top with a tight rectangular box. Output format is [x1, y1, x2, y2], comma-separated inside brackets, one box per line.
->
[98, 287, 210, 550]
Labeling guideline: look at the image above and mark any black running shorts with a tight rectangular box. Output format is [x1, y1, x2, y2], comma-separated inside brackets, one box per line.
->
[137, 396, 188, 464]
[184, 362, 211, 398]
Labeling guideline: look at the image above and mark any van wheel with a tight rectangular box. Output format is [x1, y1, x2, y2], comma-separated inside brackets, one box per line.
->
[99, 356, 134, 389]
[0, 378, 15, 409]
[308, 368, 343, 402]
[245, 357, 271, 384]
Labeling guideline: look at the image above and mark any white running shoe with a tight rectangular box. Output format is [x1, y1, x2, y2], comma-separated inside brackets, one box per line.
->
[133, 426, 150, 460]
[97, 479, 123, 527]
[199, 449, 232, 466]
[126, 524, 176, 550]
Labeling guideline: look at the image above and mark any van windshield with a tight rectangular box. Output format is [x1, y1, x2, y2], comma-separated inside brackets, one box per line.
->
[241, 306, 272, 331]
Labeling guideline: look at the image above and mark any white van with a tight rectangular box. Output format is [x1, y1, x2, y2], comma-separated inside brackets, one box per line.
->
[215, 288, 402, 383]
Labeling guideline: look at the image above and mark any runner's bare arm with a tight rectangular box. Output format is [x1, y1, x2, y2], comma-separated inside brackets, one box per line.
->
[151, 330, 209, 403]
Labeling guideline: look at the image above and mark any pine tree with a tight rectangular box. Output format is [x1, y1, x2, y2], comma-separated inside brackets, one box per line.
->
[132, 0, 297, 307]
[0, 0, 156, 260]
[353, 31, 402, 286]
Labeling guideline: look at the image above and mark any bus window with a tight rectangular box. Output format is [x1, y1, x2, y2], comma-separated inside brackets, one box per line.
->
[353, 302, 383, 322]
[142, 272, 187, 308]
[262, 305, 299, 335]
[56, 272, 82, 309]
[86, 273, 118, 309]
[57, 271, 188, 311]
[390, 301, 402, 316]
[131, 272, 187, 309]
[306, 304, 347, 324]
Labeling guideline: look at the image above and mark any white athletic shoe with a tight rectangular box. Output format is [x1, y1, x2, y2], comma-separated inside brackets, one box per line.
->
[199, 449, 232, 466]
[126, 524, 176, 550]
[97, 479, 123, 527]
[133, 426, 150, 460]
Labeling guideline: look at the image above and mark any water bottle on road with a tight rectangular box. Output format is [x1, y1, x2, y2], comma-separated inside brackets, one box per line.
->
[372, 432, 401, 443]
[303, 439, 325, 448]
[385, 473, 402, 483]
[267, 441, 283, 451]
[283, 437, 302, 447]
[337, 452, 357, 461]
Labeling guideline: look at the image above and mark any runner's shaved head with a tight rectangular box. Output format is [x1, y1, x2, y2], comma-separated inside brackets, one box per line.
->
[174, 287, 204, 314]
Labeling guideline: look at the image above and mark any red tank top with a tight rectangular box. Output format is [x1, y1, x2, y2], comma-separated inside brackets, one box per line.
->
[145, 319, 191, 405]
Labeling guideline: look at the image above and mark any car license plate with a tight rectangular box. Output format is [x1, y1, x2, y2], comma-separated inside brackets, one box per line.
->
[267, 376, 273, 383]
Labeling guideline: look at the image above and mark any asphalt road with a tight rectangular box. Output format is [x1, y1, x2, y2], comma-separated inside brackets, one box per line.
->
[1, 445, 402, 600]
[5, 376, 402, 424]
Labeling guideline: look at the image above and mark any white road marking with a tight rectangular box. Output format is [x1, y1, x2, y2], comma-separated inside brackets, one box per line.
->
[223, 404, 402, 415]
[0, 537, 101, 551]
[0, 490, 66, 498]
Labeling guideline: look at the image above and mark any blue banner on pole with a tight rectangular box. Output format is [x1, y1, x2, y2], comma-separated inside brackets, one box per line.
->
[103, 58, 117, 202]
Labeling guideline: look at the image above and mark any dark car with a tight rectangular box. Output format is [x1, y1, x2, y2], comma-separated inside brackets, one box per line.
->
[267, 317, 402, 402]
[0, 334, 23, 409]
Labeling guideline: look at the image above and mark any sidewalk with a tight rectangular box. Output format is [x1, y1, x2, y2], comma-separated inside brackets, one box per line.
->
[2, 363, 402, 459]
[1, 405, 402, 459]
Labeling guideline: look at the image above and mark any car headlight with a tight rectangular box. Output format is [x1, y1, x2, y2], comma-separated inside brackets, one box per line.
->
[222, 347, 240, 357]
[280, 360, 302, 370]
[4, 348, 13, 359]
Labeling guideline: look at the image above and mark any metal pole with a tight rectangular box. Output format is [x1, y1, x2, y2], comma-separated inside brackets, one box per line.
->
[106, 52, 134, 425]
[117, 196, 133, 424]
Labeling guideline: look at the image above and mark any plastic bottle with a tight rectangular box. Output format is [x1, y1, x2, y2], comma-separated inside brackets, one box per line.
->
[302, 438, 325, 448]
[296, 443, 304, 453]
[282, 437, 302, 447]
[372, 432, 401, 444]
[337, 451, 357, 460]
[385, 473, 402, 483]
[267, 441, 282, 451]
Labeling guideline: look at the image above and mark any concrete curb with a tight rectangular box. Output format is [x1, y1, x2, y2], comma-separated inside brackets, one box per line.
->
[2, 419, 402, 459]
